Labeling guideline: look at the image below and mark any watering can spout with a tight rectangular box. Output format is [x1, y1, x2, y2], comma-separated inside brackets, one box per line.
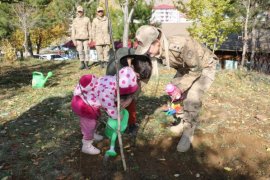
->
[44, 71, 53, 83]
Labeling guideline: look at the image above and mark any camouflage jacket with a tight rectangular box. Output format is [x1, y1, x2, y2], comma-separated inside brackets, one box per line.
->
[158, 35, 218, 92]
[71, 16, 91, 43]
[92, 16, 110, 45]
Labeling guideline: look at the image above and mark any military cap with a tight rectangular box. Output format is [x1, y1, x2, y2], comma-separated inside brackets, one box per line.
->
[135, 25, 159, 55]
[97, 6, 104, 12]
[77, 6, 84, 12]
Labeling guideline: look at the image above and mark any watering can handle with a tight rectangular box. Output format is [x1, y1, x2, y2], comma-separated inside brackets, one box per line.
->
[33, 71, 43, 75]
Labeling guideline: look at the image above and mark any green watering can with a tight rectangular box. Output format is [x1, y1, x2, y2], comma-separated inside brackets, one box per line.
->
[105, 109, 129, 157]
[32, 71, 53, 89]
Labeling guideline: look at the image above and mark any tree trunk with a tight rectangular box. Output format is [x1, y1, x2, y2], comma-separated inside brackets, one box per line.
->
[241, 0, 251, 67]
[250, 2, 258, 70]
[24, 28, 28, 57]
[122, 0, 136, 48]
[27, 33, 33, 56]
[36, 35, 42, 54]
[212, 37, 218, 53]
[122, 0, 129, 47]
[23, 28, 33, 57]
[19, 49, 24, 60]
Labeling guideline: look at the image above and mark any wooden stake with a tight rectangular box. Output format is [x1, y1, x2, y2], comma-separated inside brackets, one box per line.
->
[105, 0, 127, 171]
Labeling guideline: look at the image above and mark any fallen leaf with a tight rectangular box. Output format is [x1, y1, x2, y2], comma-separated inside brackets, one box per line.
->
[255, 114, 267, 121]
[158, 158, 166, 161]
[224, 167, 232, 171]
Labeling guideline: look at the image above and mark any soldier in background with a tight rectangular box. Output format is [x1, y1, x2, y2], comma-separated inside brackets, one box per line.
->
[135, 25, 218, 152]
[92, 6, 111, 68]
[72, 6, 91, 70]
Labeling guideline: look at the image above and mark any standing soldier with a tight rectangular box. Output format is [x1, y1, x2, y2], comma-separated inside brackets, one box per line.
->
[92, 6, 111, 68]
[135, 25, 218, 152]
[72, 5, 91, 70]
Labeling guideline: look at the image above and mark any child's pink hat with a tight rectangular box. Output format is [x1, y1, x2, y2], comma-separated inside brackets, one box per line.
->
[119, 67, 138, 95]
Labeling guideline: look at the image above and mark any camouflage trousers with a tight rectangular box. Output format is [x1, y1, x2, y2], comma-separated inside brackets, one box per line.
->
[175, 58, 217, 126]
[76, 40, 89, 62]
[96, 44, 110, 62]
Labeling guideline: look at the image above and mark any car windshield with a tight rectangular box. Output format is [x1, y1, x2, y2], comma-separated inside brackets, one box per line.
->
[52, 55, 62, 58]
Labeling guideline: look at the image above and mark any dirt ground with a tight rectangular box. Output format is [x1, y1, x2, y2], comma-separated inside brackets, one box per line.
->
[0, 60, 269, 179]
[73, 68, 270, 179]
[74, 99, 270, 180]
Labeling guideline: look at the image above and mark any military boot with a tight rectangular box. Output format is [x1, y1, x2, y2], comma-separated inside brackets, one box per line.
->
[176, 122, 196, 152]
[100, 61, 104, 68]
[85, 61, 90, 69]
[103, 61, 108, 69]
[79, 61, 85, 70]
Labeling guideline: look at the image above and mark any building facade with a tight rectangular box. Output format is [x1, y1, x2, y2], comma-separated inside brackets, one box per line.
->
[150, 4, 189, 23]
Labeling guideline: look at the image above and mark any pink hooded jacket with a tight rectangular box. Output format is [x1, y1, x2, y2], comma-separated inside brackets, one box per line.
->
[73, 67, 138, 119]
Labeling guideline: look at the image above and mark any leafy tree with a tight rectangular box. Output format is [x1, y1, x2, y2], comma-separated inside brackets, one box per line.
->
[242, 0, 270, 69]
[110, 7, 124, 40]
[12, 1, 38, 56]
[9, 0, 73, 57]
[0, 3, 13, 38]
[130, 0, 153, 39]
[117, 0, 138, 47]
[229, 0, 270, 69]
[0, 39, 17, 62]
[10, 29, 24, 59]
[109, 0, 152, 46]
[30, 24, 67, 54]
[238, 0, 251, 67]
[175, 0, 241, 52]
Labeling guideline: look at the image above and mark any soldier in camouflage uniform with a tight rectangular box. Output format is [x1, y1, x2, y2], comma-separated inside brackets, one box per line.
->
[92, 7, 111, 68]
[72, 6, 91, 70]
[135, 25, 218, 152]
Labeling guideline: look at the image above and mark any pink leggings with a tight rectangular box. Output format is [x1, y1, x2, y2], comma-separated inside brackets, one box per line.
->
[71, 96, 101, 140]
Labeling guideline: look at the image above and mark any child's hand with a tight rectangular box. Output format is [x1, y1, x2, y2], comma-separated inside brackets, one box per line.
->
[170, 88, 182, 102]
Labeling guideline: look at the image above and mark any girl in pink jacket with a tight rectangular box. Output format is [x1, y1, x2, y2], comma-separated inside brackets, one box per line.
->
[71, 67, 138, 155]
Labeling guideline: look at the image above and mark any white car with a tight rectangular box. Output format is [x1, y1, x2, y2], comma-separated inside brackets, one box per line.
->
[39, 54, 69, 61]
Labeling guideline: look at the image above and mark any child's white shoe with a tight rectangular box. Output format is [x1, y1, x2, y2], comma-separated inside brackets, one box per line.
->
[94, 133, 103, 141]
[82, 139, 100, 155]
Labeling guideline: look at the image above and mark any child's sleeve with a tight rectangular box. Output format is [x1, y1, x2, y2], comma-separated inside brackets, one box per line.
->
[100, 95, 118, 119]
[98, 76, 118, 119]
